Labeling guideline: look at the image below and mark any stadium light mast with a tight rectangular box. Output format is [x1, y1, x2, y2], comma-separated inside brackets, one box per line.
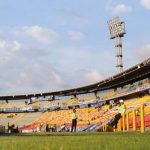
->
[108, 16, 126, 73]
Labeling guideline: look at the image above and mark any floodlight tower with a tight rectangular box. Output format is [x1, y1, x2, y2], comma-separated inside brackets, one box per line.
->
[108, 16, 126, 73]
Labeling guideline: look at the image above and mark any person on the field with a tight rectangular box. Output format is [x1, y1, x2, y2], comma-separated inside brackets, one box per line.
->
[110, 99, 126, 128]
[46, 124, 49, 132]
[71, 109, 77, 132]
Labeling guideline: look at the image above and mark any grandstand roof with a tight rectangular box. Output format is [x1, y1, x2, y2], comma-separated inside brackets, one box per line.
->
[0, 57, 150, 101]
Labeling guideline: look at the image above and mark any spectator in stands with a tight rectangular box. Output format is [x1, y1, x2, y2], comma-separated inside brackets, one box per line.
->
[109, 104, 113, 110]
[88, 120, 91, 125]
[16, 125, 19, 133]
[7, 122, 10, 133]
[71, 109, 77, 132]
[110, 99, 126, 128]
[39, 123, 42, 132]
[46, 124, 49, 132]
[109, 101, 114, 109]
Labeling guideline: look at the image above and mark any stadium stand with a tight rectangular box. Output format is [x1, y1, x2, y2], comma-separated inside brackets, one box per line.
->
[0, 58, 150, 133]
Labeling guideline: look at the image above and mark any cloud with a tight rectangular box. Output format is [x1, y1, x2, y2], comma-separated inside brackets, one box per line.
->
[15, 26, 60, 45]
[11, 41, 22, 51]
[0, 40, 6, 49]
[51, 71, 64, 86]
[0, 39, 22, 56]
[0, 39, 19, 64]
[0, 37, 63, 94]
[63, 68, 104, 88]
[140, 0, 150, 9]
[16, 63, 65, 91]
[106, 2, 132, 14]
[68, 31, 85, 41]
[0, 40, 110, 94]
[0, 27, 112, 94]
[85, 70, 104, 84]
[0, 48, 66, 94]
[131, 43, 150, 61]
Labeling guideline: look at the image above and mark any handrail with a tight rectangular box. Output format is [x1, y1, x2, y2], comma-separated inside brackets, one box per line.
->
[117, 103, 149, 133]
[100, 102, 150, 133]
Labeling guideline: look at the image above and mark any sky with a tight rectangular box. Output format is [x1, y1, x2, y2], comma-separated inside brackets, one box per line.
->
[0, 0, 150, 95]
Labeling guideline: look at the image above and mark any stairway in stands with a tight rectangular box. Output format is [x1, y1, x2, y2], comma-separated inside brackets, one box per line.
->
[15, 112, 42, 127]
[0, 112, 42, 128]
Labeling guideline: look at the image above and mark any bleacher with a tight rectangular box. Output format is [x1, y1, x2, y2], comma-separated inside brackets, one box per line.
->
[0, 75, 149, 133]
[0, 93, 150, 133]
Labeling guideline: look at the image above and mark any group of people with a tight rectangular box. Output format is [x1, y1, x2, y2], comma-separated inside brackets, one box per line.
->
[7, 123, 19, 133]
[4, 100, 125, 133]
[70, 99, 126, 132]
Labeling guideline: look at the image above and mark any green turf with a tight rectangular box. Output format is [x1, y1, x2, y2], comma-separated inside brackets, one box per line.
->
[0, 132, 150, 150]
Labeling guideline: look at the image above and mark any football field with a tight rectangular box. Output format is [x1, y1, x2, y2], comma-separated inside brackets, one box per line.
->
[0, 132, 150, 150]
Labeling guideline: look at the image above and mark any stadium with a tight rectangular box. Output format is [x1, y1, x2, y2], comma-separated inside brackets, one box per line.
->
[0, 1, 150, 150]
[0, 39, 150, 150]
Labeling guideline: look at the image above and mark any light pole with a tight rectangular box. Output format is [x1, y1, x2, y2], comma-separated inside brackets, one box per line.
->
[108, 16, 126, 73]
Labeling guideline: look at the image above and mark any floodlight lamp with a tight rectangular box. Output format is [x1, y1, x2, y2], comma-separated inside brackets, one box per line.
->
[108, 16, 126, 39]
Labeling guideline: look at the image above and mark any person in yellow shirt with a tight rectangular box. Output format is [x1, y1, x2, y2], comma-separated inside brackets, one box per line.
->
[118, 100, 126, 115]
[110, 99, 126, 128]
[71, 109, 77, 132]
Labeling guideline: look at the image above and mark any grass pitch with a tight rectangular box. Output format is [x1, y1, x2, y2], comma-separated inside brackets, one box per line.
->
[0, 132, 150, 150]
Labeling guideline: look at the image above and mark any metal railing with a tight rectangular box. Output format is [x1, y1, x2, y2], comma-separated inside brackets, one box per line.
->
[117, 103, 150, 133]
